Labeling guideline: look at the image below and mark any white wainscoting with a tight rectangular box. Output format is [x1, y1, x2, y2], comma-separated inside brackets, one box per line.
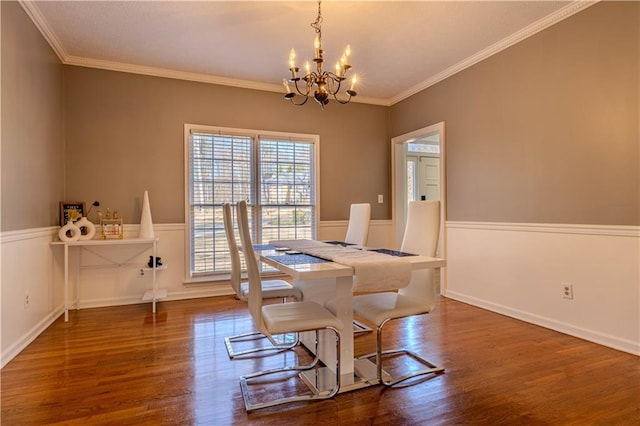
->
[318, 219, 393, 248]
[445, 221, 640, 356]
[0, 220, 388, 367]
[73, 224, 235, 309]
[0, 224, 230, 368]
[1, 227, 63, 368]
[4, 219, 636, 367]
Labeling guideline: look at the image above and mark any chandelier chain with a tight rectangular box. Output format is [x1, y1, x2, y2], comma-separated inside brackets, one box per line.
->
[311, 1, 323, 41]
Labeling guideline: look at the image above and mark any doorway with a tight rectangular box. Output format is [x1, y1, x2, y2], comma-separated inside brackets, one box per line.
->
[391, 122, 446, 292]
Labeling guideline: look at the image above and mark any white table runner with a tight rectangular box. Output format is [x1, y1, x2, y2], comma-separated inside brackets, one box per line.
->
[270, 239, 412, 292]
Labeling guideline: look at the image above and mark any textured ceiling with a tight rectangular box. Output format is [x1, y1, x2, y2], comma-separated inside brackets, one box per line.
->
[25, 1, 594, 105]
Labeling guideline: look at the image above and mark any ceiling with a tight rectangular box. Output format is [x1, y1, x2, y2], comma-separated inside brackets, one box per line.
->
[23, 1, 594, 106]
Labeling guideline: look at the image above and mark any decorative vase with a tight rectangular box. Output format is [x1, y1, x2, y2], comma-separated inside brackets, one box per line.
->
[139, 190, 155, 239]
[76, 216, 96, 240]
[59, 220, 81, 242]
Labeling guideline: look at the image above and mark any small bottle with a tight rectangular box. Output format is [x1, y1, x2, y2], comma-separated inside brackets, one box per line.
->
[105, 208, 111, 219]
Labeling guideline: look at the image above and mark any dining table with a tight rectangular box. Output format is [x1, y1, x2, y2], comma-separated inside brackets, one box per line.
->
[252, 239, 446, 394]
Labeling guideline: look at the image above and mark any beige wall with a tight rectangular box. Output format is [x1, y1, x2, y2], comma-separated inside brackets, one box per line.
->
[1, 1, 64, 231]
[3, 1, 638, 229]
[63, 67, 390, 223]
[390, 1, 639, 226]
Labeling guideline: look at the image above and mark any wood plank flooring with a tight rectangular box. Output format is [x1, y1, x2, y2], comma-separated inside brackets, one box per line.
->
[1, 296, 638, 425]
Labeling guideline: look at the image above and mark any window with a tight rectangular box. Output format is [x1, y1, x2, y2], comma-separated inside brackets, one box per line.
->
[407, 157, 417, 202]
[407, 142, 440, 155]
[185, 125, 318, 279]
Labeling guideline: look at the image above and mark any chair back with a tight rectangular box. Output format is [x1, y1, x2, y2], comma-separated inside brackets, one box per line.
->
[236, 200, 267, 335]
[222, 203, 243, 300]
[398, 200, 440, 306]
[344, 203, 371, 246]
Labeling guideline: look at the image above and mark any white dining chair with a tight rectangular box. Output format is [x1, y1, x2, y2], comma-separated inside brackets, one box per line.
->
[236, 200, 344, 412]
[343, 202, 374, 333]
[222, 203, 303, 359]
[344, 203, 371, 246]
[330, 200, 444, 386]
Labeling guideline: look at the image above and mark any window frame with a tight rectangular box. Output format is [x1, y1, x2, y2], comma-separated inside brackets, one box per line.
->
[183, 124, 320, 283]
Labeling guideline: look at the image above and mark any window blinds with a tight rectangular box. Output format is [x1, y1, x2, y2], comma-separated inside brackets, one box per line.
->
[187, 130, 316, 276]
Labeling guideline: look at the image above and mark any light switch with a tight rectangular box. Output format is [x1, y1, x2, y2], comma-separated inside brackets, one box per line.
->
[378, 194, 383, 203]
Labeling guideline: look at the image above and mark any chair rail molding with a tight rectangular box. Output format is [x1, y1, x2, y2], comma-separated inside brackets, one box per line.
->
[446, 221, 640, 238]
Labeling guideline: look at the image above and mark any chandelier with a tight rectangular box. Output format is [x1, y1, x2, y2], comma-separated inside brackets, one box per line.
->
[282, 1, 357, 108]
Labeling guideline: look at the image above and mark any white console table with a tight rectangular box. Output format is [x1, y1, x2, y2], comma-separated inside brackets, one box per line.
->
[51, 238, 163, 322]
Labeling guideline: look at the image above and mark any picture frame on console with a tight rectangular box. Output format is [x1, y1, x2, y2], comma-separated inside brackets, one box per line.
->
[59, 201, 86, 226]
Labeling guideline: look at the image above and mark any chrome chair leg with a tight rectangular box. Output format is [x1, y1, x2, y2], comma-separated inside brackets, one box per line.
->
[352, 320, 372, 334]
[358, 319, 443, 387]
[225, 331, 299, 359]
[240, 327, 341, 412]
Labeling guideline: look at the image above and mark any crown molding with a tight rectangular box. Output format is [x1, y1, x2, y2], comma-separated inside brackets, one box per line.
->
[21, 0, 596, 108]
[63, 55, 389, 106]
[65, 54, 287, 93]
[388, 0, 600, 106]
[19, 0, 67, 62]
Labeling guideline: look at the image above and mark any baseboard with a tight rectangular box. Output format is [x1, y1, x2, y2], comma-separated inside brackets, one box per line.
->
[77, 286, 235, 310]
[444, 290, 640, 356]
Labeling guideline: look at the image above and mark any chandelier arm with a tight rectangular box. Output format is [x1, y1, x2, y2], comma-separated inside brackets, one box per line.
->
[332, 91, 354, 104]
[288, 95, 310, 107]
[325, 73, 346, 95]
[327, 71, 357, 101]
[293, 78, 313, 97]
[326, 71, 345, 80]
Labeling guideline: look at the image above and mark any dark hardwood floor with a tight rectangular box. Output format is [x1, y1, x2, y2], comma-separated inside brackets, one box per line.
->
[1, 296, 638, 425]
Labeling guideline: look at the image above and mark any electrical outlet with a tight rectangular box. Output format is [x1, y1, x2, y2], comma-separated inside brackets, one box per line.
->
[24, 292, 30, 309]
[139, 268, 145, 278]
[562, 283, 573, 300]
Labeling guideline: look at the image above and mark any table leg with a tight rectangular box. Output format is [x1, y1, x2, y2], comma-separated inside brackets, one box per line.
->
[293, 276, 372, 393]
[152, 240, 157, 313]
[333, 275, 355, 385]
[64, 244, 69, 322]
[76, 248, 81, 310]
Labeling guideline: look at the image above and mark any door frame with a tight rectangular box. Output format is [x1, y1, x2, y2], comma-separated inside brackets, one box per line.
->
[391, 121, 447, 293]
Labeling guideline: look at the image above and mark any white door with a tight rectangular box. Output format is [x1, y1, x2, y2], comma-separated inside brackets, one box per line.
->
[420, 157, 440, 200]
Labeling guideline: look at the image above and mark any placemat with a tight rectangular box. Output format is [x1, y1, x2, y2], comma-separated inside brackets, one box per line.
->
[252, 244, 278, 251]
[325, 241, 356, 246]
[266, 254, 329, 265]
[370, 248, 417, 257]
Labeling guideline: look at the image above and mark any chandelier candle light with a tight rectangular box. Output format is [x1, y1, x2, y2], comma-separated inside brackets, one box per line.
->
[283, 1, 357, 108]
